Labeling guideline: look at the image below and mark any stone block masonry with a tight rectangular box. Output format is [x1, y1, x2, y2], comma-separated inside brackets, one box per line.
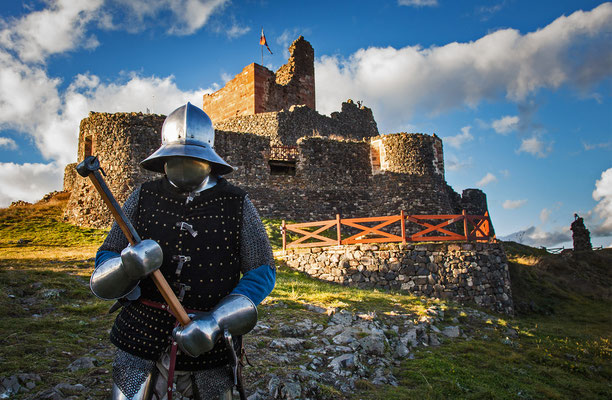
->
[214, 101, 378, 146]
[203, 36, 315, 123]
[283, 242, 514, 314]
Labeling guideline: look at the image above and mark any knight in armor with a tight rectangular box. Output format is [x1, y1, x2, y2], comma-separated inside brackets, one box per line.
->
[91, 103, 276, 399]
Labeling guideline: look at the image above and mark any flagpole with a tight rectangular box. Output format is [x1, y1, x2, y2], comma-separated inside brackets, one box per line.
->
[261, 44, 263, 65]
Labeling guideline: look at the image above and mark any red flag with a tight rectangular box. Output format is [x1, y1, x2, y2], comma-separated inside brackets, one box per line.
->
[260, 28, 273, 54]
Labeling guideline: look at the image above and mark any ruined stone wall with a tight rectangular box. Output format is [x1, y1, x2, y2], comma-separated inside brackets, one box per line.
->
[64, 113, 486, 230]
[461, 189, 489, 215]
[63, 163, 77, 192]
[214, 102, 379, 146]
[215, 133, 463, 222]
[378, 133, 444, 176]
[283, 242, 513, 314]
[202, 36, 315, 124]
[64, 112, 164, 228]
[264, 36, 315, 111]
[201, 63, 260, 122]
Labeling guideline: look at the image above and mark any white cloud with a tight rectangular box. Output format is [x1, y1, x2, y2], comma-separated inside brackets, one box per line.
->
[583, 140, 611, 150]
[220, 72, 233, 83]
[503, 199, 527, 209]
[446, 155, 473, 171]
[499, 169, 510, 178]
[0, 137, 17, 150]
[500, 226, 571, 247]
[0, 0, 104, 63]
[517, 135, 553, 158]
[592, 167, 612, 236]
[477, 172, 497, 186]
[0, 70, 210, 204]
[315, 3, 612, 131]
[112, 0, 229, 35]
[226, 23, 250, 39]
[540, 202, 562, 223]
[0, 0, 227, 206]
[0, 162, 64, 207]
[443, 126, 473, 149]
[492, 115, 519, 134]
[276, 28, 311, 59]
[398, 0, 438, 7]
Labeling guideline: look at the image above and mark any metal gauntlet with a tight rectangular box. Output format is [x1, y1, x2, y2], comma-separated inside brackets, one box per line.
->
[173, 294, 257, 357]
[91, 239, 163, 300]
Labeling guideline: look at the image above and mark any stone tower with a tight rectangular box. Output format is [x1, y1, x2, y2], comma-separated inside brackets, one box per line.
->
[202, 36, 315, 123]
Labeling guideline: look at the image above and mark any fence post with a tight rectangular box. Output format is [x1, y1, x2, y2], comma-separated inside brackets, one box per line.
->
[483, 211, 490, 238]
[400, 210, 406, 244]
[336, 214, 342, 246]
[281, 220, 286, 251]
[462, 210, 469, 241]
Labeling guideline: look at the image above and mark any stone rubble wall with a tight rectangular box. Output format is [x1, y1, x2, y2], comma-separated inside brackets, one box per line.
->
[283, 242, 513, 314]
[63, 163, 77, 192]
[65, 117, 485, 228]
[571, 217, 592, 252]
[214, 133, 468, 222]
[214, 101, 379, 146]
[64, 112, 164, 228]
[378, 132, 443, 176]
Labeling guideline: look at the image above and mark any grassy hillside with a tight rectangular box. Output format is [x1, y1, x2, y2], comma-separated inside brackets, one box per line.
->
[0, 197, 610, 399]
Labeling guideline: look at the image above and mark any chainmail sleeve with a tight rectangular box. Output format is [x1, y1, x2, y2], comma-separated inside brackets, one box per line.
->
[240, 195, 274, 273]
[98, 187, 141, 254]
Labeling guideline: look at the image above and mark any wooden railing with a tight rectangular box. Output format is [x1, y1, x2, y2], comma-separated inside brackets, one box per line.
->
[281, 211, 494, 250]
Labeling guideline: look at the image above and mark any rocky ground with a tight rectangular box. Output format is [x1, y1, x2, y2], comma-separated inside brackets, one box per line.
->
[1, 294, 512, 400]
[242, 301, 513, 400]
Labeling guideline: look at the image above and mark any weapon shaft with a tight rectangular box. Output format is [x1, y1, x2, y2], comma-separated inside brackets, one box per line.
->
[77, 156, 191, 326]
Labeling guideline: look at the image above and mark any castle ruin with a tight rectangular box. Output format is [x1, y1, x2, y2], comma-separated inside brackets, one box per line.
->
[62, 36, 510, 312]
[64, 36, 489, 231]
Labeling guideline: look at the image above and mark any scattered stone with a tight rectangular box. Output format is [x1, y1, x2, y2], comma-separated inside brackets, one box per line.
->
[40, 289, 65, 299]
[401, 328, 419, 347]
[303, 303, 327, 313]
[358, 334, 387, 356]
[68, 357, 97, 372]
[329, 354, 355, 372]
[54, 383, 86, 396]
[332, 329, 357, 345]
[269, 338, 305, 350]
[329, 310, 353, 326]
[394, 342, 410, 358]
[442, 326, 461, 338]
[505, 328, 519, 338]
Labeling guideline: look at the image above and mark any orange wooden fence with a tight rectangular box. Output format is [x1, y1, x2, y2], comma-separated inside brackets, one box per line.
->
[281, 211, 494, 250]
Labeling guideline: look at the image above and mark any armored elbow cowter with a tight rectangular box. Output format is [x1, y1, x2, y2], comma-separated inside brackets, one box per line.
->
[91, 239, 163, 300]
[173, 294, 257, 358]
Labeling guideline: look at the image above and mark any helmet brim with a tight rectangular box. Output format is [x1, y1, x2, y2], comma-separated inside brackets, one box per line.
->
[140, 143, 234, 175]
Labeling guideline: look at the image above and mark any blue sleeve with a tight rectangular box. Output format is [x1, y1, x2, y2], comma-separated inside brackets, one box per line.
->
[95, 250, 120, 268]
[230, 264, 276, 306]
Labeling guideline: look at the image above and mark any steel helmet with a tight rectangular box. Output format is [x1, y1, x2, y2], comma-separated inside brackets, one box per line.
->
[140, 102, 233, 175]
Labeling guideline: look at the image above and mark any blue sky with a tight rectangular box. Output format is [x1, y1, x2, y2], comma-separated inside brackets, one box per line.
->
[0, 0, 610, 248]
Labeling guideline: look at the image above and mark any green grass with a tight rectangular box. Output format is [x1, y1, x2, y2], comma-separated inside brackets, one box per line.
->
[0, 198, 107, 247]
[1, 199, 611, 399]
